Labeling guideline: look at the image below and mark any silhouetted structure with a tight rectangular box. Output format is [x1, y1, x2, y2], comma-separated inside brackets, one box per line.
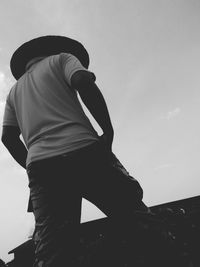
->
[0, 259, 6, 267]
[6, 195, 200, 267]
[6, 239, 35, 267]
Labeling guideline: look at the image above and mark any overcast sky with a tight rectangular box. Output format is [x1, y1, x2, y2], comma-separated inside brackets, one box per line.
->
[1, 0, 200, 262]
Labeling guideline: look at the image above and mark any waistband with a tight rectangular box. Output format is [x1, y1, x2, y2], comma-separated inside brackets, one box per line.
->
[26, 139, 103, 170]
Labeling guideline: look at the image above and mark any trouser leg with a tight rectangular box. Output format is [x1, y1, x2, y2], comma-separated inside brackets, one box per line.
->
[27, 160, 82, 267]
[75, 143, 176, 266]
[80, 150, 147, 220]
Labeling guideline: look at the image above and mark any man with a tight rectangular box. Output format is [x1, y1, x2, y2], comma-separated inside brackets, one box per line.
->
[2, 35, 149, 266]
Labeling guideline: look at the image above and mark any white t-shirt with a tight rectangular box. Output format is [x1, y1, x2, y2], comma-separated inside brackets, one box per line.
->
[3, 53, 99, 167]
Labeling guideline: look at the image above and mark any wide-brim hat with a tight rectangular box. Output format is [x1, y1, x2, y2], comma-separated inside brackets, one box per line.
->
[10, 35, 90, 80]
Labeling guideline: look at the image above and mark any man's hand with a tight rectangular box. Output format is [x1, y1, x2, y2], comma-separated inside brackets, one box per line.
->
[99, 131, 114, 162]
[100, 131, 114, 152]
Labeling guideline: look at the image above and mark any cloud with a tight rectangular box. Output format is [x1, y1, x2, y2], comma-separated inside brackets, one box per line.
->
[0, 71, 13, 102]
[166, 108, 181, 120]
[154, 163, 172, 171]
[0, 101, 5, 125]
[160, 107, 181, 120]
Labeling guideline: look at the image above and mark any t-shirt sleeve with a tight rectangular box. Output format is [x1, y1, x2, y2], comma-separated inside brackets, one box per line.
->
[3, 94, 18, 127]
[59, 53, 96, 87]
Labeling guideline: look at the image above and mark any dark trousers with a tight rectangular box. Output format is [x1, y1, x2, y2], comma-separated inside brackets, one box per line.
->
[27, 140, 148, 266]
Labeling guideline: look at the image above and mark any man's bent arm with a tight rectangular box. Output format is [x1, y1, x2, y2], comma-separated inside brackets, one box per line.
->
[71, 71, 114, 146]
[1, 126, 27, 169]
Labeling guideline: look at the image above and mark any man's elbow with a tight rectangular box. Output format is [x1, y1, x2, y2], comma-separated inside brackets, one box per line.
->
[71, 70, 96, 92]
[1, 126, 21, 146]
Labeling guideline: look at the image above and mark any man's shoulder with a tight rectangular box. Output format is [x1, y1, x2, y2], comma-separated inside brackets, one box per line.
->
[49, 53, 69, 70]
[7, 83, 17, 99]
[58, 53, 78, 66]
[59, 52, 72, 58]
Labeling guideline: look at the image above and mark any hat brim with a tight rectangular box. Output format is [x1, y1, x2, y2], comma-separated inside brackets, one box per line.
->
[10, 35, 90, 80]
